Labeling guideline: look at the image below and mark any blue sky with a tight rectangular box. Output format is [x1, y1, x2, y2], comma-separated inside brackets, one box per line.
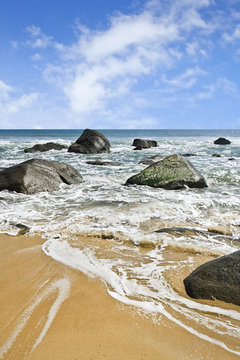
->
[0, 0, 240, 129]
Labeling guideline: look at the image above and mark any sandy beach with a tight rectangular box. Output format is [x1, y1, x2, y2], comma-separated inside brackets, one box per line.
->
[0, 233, 239, 360]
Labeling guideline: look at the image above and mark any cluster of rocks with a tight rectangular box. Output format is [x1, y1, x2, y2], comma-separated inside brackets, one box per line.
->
[24, 129, 111, 154]
[2, 130, 238, 306]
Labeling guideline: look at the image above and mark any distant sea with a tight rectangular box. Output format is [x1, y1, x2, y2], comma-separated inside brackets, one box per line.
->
[0, 129, 240, 355]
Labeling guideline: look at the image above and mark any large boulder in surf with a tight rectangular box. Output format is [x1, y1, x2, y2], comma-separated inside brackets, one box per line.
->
[24, 142, 68, 153]
[214, 137, 231, 145]
[125, 154, 207, 189]
[132, 138, 157, 150]
[68, 129, 111, 154]
[0, 159, 82, 195]
[184, 251, 240, 306]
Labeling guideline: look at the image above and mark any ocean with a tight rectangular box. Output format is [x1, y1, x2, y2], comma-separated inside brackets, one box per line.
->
[0, 129, 240, 356]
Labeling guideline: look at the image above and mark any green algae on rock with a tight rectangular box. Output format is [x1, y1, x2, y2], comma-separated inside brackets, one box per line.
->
[125, 154, 208, 189]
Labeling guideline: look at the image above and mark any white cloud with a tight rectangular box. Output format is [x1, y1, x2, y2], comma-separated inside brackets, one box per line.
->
[31, 53, 42, 61]
[0, 80, 12, 100]
[0, 80, 38, 115]
[162, 67, 207, 88]
[43, 0, 213, 117]
[223, 24, 240, 42]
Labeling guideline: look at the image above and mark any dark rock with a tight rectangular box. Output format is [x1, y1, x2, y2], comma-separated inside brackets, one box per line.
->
[139, 155, 164, 165]
[181, 153, 197, 157]
[214, 138, 231, 145]
[125, 154, 208, 189]
[68, 129, 111, 154]
[132, 139, 157, 150]
[155, 227, 236, 241]
[228, 158, 235, 161]
[0, 159, 82, 194]
[184, 251, 240, 306]
[212, 153, 221, 157]
[86, 160, 121, 166]
[24, 142, 68, 153]
[15, 223, 30, 235]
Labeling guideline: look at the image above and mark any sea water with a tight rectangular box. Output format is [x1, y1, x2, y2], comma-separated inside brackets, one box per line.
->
[0, 129, 240, 355]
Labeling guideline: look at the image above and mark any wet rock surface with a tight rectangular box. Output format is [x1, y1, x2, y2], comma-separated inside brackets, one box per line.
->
[184, 251, 240, 306]
[68, 129, 111, 154]
[132, 138, 157, 150]
[214, 137, 231, 145]
[24, 142, 68, 153]
[126, 154, 208, 189]
[0, 159, 83, 194]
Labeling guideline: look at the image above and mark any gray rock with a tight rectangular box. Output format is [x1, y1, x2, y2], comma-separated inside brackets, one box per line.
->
[24, 142, 68, 153]
[214, 137, 231, 145]
[86, 160, 121, 166]
[132, 139, 157, 150]
[139, 155, 164, 165]
[184, 251, 240, 306]
[68, 129, 111, 154]
[0, 159, 82, 194]
[125, 154, 207, 189]
[181, 153, 197, 157]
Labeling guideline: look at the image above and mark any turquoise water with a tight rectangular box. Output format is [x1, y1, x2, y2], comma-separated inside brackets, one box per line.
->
[0, 129, 240, 356]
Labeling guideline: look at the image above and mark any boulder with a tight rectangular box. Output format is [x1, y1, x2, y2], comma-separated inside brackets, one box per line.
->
[212, 153, 221, 157]
[132, 139, 157, 150]
[125, 154, 207, 189]
[139, 155, 163, 165]
[68, 129, 110, 154]
[86, 160, 121, 166]
[0, 159, 82, 194]
[183, 251, 240, 306]
[214, 137, 231, 145]
[24, 142, 68, 153]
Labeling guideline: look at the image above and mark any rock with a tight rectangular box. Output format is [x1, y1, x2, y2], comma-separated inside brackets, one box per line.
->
[68, 129, 111, 154]
[155, 227, 235, 241]
[212, 153, 221, 157]
[0, 159, 83, 194]
[24, 142, 68, 153]
[139, 155, 164, 165]
[132, 139, 157, 150]
[125, 154, 208, 189]
[86, 160, 121, 166]
[181, 153, 197, 157]
[214, 137, 231, 145]
[16, 223, 30, 235]
[183, 251, 240, 306]
[228, 158, 235, 161]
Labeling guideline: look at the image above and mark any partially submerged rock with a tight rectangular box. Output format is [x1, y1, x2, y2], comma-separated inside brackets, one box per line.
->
[212, 153, 221, 157]
[139, 155, 163, 165]
[181, 153, 197, 157]
[184, 251, 240, 306]
[214, 137, 231, 145]
[86, 160, 121, 166]
[24, 142, 68, 153]
[125, 154, 208, 189]
[0, 159, 82, 194]
[132, 138, 157, 150]
[68, 129, 111, 154]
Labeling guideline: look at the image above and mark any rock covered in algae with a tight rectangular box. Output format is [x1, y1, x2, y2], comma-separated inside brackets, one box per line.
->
[125, 154, 207, 189]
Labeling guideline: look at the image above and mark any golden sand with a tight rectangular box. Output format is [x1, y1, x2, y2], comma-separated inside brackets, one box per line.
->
[0, 233, 239, 360]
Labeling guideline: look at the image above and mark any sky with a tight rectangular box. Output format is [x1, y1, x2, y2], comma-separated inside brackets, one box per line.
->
[0, 0, 240, 129]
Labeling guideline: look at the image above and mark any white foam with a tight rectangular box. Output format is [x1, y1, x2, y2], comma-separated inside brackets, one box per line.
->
[0, 278, 70, 358]
[42, 238, 240, 355]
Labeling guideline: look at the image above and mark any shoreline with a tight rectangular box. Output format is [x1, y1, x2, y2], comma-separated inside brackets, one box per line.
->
[0, 233, 239, 360]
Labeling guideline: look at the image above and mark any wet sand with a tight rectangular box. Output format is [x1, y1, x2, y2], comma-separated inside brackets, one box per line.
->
[0, 233, 239, 360]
